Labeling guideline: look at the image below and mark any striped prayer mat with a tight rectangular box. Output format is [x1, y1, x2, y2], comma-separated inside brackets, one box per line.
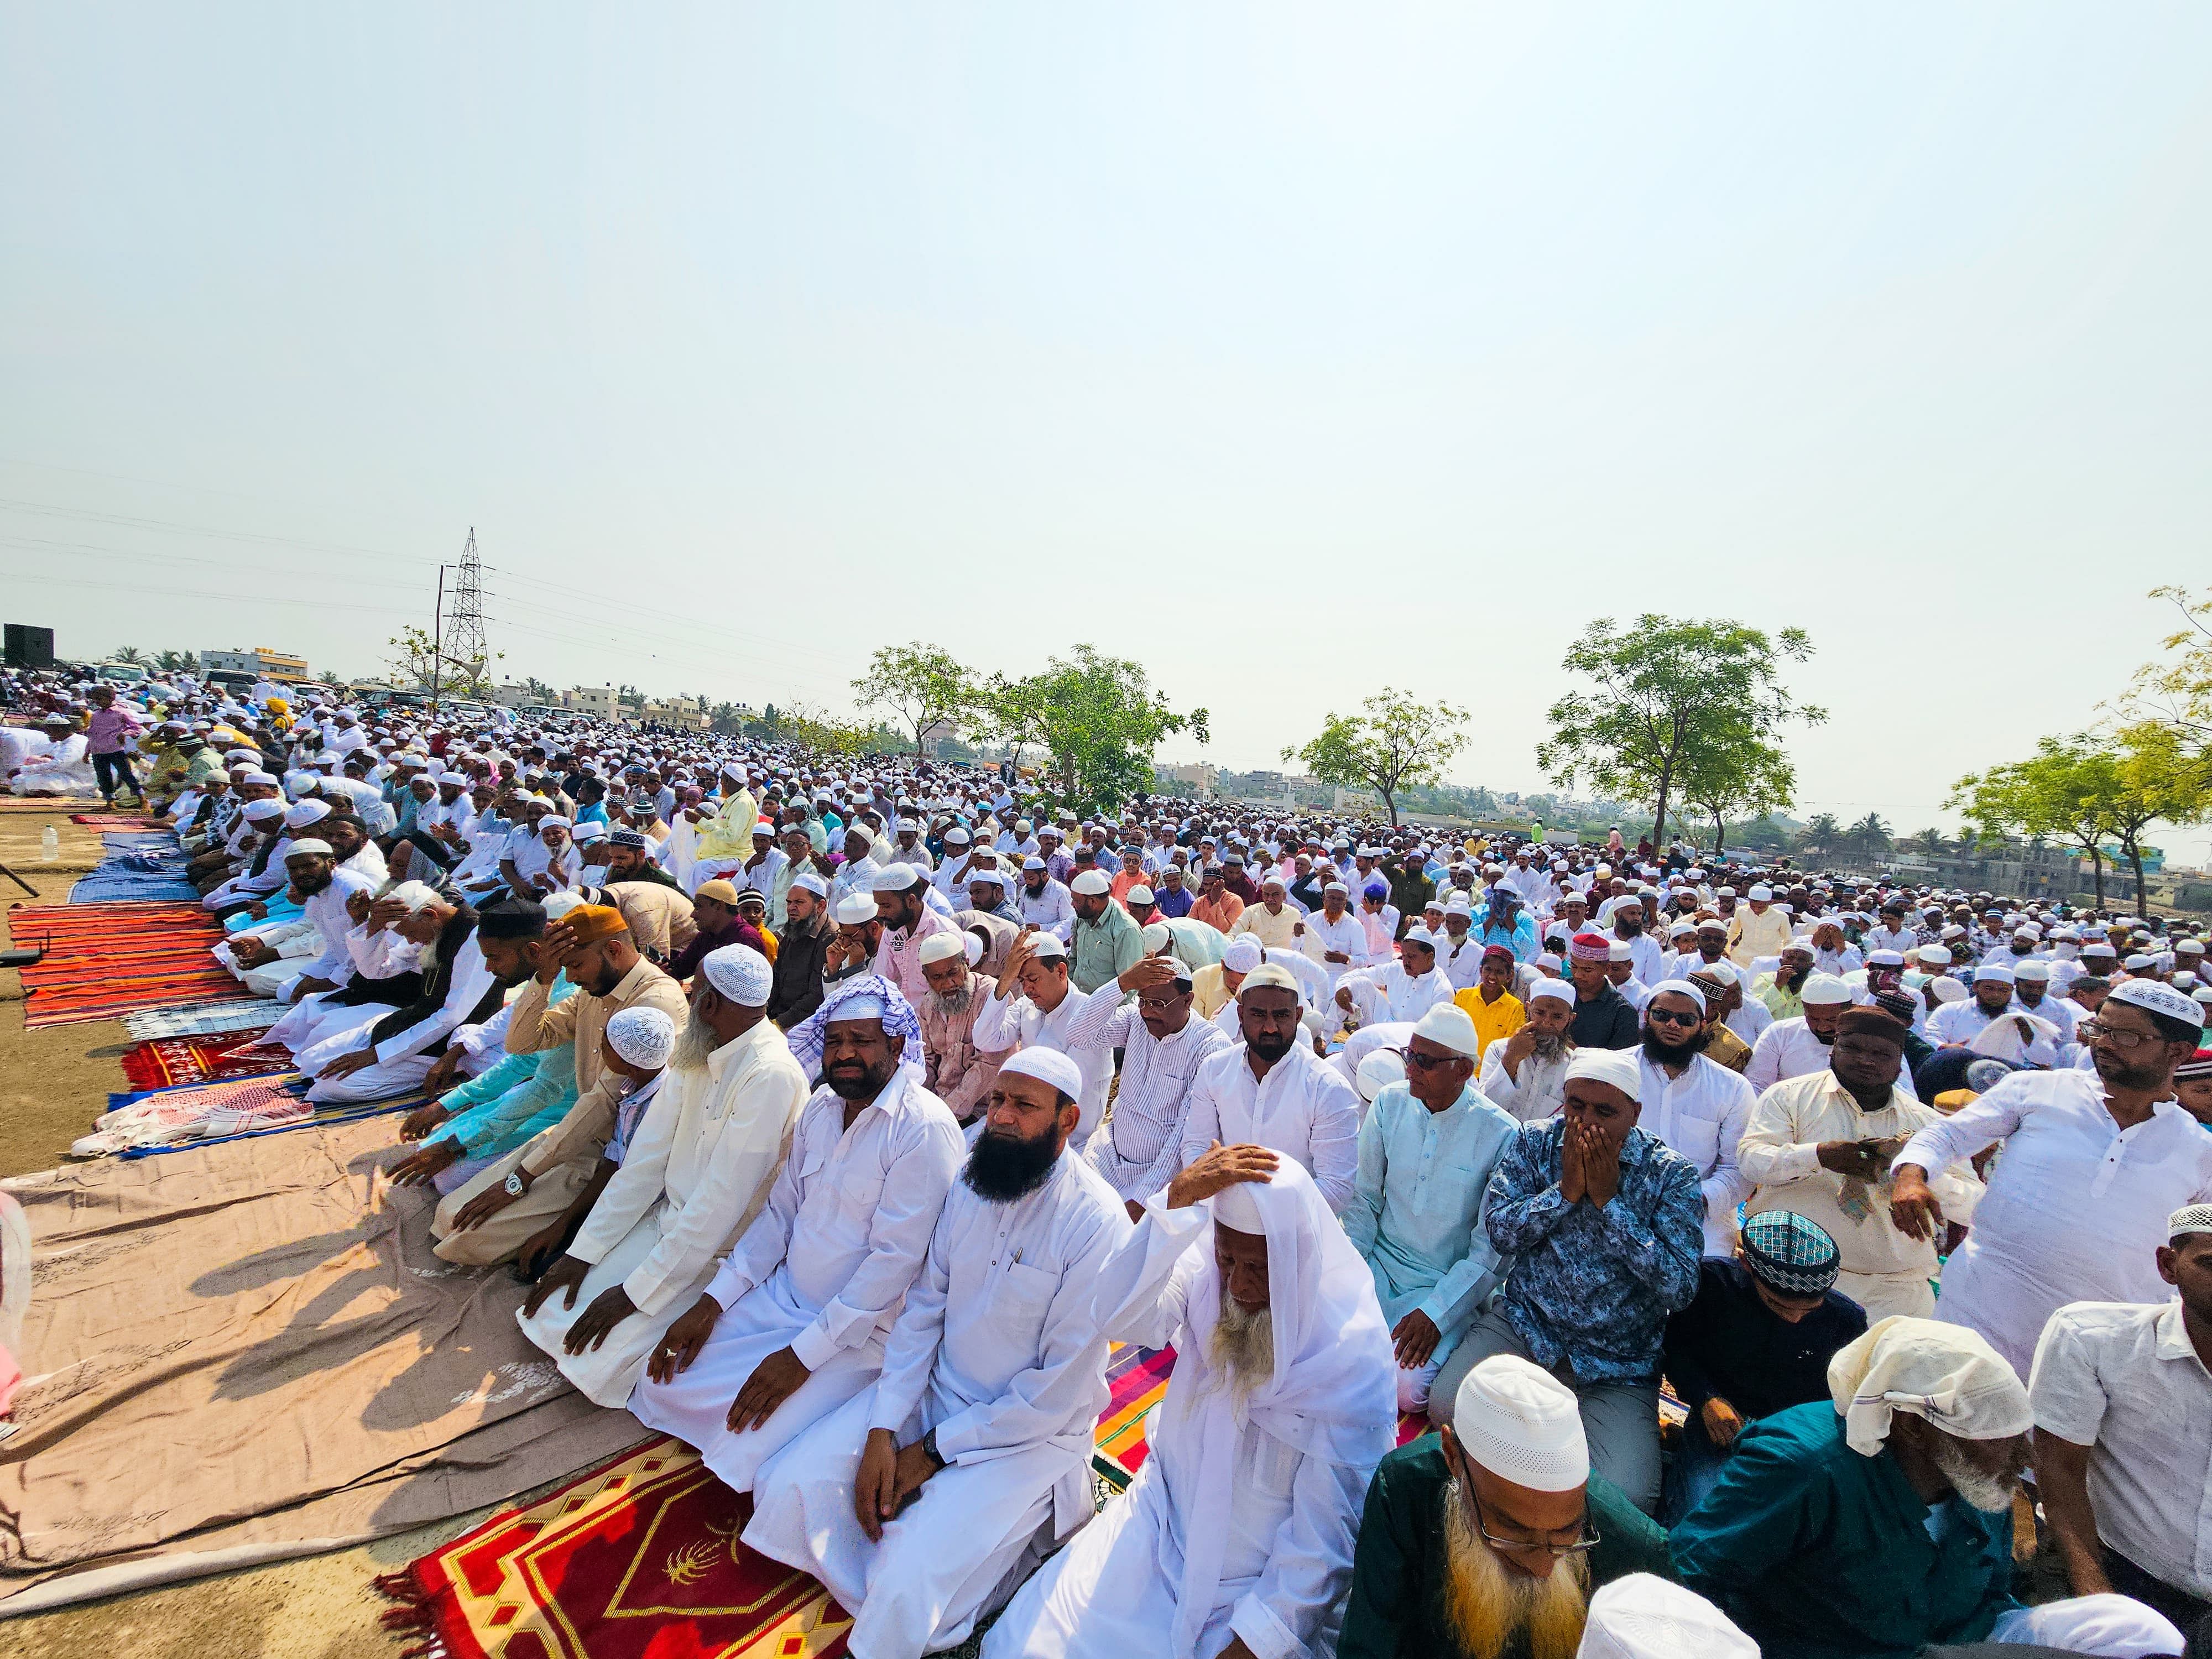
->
[6, 900, 258, 1028]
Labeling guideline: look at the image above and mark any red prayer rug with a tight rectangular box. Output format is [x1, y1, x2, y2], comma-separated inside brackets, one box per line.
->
[6, 900, 258, 1028]
[118, 1026, 284, 1090]
[69, 813, 164, 829]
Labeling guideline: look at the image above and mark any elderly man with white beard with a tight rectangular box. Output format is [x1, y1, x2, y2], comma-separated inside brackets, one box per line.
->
[742, 1046, 1132, 1659]
[628, 975, 965, 1495]
[1477, 979, 1577, 1124]
[1338, 1355, 1671, 1659]
[915, 931, 1010, 1125]
[983, 1150, 1396, 1659]
[1672, 1317, 2185, 1658]
[516, 943, 809, 1406]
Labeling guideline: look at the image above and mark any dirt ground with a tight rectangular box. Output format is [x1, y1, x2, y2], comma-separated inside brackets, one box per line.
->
[0, 801, 533, 1658]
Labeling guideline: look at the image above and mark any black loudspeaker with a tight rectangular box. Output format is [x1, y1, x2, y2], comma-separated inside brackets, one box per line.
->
[4, 624, 55, 669]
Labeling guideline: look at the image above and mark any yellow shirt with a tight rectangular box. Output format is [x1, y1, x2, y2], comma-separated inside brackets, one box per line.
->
[1452, 987, 1526, 1059]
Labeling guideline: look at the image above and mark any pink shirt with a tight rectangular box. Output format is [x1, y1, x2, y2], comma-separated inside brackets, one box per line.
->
[86, 706, 143, 755]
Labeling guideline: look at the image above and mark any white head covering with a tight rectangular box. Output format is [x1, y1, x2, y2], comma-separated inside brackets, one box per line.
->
[870, 861, 916, 893]
[832, 891, 879, 926]
[1410, 1002, 1483, 1058]
[1563, 1047, 1643, 1101]
[1355, 1048, 1406, 1103]
[1453, 1354, 1589, 1493]
[386, 880, 444, 913]
[606, 1006, 676, 1069]
[997, 1045, 1084, 1101]
[1645, 977, 1707, 1015]
[1826, 1315, 2031, 1456]
[700, 943, 773, 1008]
[1800, 973, 1855, 1005]
[1528, 978, 1577, 1006]
[1222, 937, 1265, 973]
[1576, 1575, 1757, 1659]
[918, 931, 967, 967]
[1168, 1160, 1395, 1658]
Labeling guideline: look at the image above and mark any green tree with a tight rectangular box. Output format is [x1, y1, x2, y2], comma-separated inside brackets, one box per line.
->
[523, 676, 555, 702]
[1796, 812, 1843, 862]
[852, 643, 978, 757]
[111, 645, 147, 666]
[2120, 584, 2212, 752]
[1841, 812, 1892, 869]
[1537, 617, 1824, 849]
[1909, 827, 1948, 858]
[387, 624, 494, 700]
[2108, 721, 2206, 905]
[1676, 724, 1796, 856]
[1281, 688, 1470, 826]
[1949, 738, 2118, 908]
[153, 649, 195, 674]
[982, 645, 1208, 817]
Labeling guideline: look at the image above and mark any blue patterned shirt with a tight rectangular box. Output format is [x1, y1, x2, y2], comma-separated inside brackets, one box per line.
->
[1483, 1120, 1705, 1383]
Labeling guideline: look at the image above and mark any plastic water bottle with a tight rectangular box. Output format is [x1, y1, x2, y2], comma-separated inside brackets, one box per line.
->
[40, 825, 60, 862]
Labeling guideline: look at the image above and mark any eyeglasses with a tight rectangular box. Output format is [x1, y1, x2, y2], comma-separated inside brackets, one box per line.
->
[2079, 1020, 2162, 1052]
[1645, 1007, 1700, 1027]
[1464, 1484, 1600, 1558]
[1400, 1047, 1462, 1071]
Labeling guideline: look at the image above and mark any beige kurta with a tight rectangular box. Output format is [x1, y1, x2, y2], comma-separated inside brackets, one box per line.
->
[1737, 1070, 1983, 1319]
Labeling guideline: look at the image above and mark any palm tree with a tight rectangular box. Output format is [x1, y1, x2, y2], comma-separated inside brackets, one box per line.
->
[111, 645, 147, 666]
[1796, 812, 1843, 861]
[1910, 828, 1947, 857]
[1849, 813, 1892, 865]
[154, 649, 195, 674]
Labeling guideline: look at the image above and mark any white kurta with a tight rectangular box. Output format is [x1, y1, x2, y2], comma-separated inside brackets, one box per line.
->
[517, 1019, 808, 1405]
[1063, 995, 1234, 1202]
[1636, 1051, 1755, 1256]
[983, 1199, 1376, 1659]
[744, 1149, 1132, 1659]
[1178, 1045, 1361, 1213]
[1899, 1072, 2212, 1377]
[1337, 962, 1453, 1026]
[1745, 1019, 1912, 1097]
[1477, 1039, 1570, 1124]
[628, 1068, 964, 1489]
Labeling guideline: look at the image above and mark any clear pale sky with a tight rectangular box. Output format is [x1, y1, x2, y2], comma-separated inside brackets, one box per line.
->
[6, 7, 2209, 854]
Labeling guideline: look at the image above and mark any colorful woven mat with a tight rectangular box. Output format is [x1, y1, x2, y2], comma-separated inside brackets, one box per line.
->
[69, 813, 164, 829]
[382, 1343, 1190, 1659]
[119, 1025, 284, 1090]
[6, 900, 258, 1027]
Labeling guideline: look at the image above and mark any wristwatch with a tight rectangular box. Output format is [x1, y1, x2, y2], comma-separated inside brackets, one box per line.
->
[921, 1427, 945, 1470]
[503, 1170, 529, 1197]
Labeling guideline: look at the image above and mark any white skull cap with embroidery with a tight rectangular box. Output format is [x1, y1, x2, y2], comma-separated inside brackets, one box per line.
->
[606, 1006, 675, 1069]
[1453, 1354, 1590, 1493]
[700, 943, 773, 1008]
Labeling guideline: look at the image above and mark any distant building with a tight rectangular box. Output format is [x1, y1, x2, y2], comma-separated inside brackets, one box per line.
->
[200, 646, 312, 683]
[564, 684, 618, 718]
[1159, 761, 1219, 796]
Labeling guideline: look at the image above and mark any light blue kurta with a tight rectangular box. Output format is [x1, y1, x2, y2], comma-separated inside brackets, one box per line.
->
[1341, 1081, 1518, 1358]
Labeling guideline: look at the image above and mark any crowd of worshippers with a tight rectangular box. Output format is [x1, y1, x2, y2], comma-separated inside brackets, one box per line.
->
[16, 673, 2212, 1658]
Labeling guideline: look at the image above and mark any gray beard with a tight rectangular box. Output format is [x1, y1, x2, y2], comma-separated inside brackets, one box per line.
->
[669, 1006, 717, 1073]
[1931, 1436, 2020, 1514]
[1529, 1032, 1569, 1062]
[1203, 1297, 1275, 1412]
[928, 982, 974, 1019]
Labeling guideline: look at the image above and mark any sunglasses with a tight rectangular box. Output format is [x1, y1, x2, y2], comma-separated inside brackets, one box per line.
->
[1645, 1006, 1701, 1027]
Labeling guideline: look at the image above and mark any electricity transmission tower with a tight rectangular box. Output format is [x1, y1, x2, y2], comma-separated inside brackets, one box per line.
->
[429, 528, 491, 706]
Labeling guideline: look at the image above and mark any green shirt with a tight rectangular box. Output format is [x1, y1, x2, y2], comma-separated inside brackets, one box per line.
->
[1070, 900, 1146, 995]
[1337, 1436, 1670, 1659]
[1670, 1402, 2015, 1659]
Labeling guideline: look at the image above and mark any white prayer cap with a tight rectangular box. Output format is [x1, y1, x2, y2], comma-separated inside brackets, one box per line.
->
[244, 798, 286, 822]
[1606, 940, 1634, 963]
[832, 892, 879, 926]
[1646, 978, 1706, 1015]
[919, 932, 967, 967]
[1070, 869, 1112, 896]
[1800, 973, 1855, 1006]
[1564, 1047, 1642, 1100]
[2105, 977, 2203, 1026]
[2168, 1204, 2212, 1239]
[1971, 962, 2015, 985]
[998, 1045, 1084, 1102]
[1022, 855, 1046, 872]
[1747, 883, 1774, 901]
[1355, 1048, 1406, 1103]
[1126, 885, 1155, 905]
[942, 825, 971, 844]
[1914, 945, 1952, 967]
[283, 799, 330, 828]
[2012, 959, 2051, 981]
[1323, 880, 1349, 896]
[700, 944, 773, 1006]
[1453, 1355, 1590, 1493]
[283, 838, 334, 858]
[606, 1006, 676, 1069]
[1528, 978, 1576, 1006]
[542, 890, 589, 920]
[1577, 1575, 1757, 1659]
[869, 862, 919, 893]
[538, 816, 572, 832]
[1410, 1002, 1483, 1058]
[1027, 932, 1069, 960]
[1222, 937, 1264, 973]
[790, 870, 828, 898]
[1209, 1175, 1268, 1233]
[387, 880, 444, 912]
[1827, 1315, 2031, 1455]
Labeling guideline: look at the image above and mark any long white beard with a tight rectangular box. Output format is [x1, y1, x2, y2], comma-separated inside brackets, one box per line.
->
[1439, 1480, 1589, 1659]
[1931, 1436, 2020, 1514]
[928, 982, 974, 1019]
[669, 1007, 717, 1074]
[1204, 1298, 1274, 1413]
